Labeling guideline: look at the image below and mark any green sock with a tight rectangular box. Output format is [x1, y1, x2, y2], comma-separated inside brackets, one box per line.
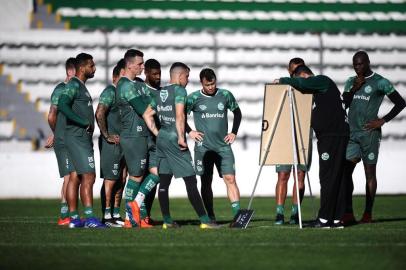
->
[69, 210, 79, 220]
[199, 214, 211, 224]
[84, 206, 94, 218]
[291, 204, 298, 215]
[276, 204, 284, 215]
[231, 201, 240, 217]
[139, 174, 159, 196]
[124, 179, 141, 203]
[60, 202, 69, 219]
[163, 215, 173, 224]
[140, 201, 148, 219]
[113, 207, 120, 218]
[104, 207, 112, 219]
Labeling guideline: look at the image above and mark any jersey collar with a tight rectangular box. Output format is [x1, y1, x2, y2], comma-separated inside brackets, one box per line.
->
[200, 88, 219, 97]
[365, 72, 375, 79]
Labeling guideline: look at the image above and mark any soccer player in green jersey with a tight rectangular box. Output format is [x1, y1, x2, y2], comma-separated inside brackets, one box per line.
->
[114, 49, 160, 228]
[186, 68, 242, 222]
[58, 53, 106, 228]
[274, 58, 309, 225]
[95, 59, 126, 227]
[342, 51, 406, 224]
[45, 57, 76, 226]
[152, 62, 217, 229]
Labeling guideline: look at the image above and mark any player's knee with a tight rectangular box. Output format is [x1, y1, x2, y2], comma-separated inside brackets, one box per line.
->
[223, 175, 236, 185]
[278, 172, 290, 183]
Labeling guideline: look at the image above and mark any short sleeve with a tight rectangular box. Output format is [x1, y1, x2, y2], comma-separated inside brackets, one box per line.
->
[378, 78, 396, 95]
[186, 92, 197, 114]
[223, 90, 239, 111]
[50, 84, 65, 106]
[344, 77, 354, 93]
[174, 85, 187, 104]
[99, 87, 114, 107]
[63, 81, 79, 101]
[123, 82, 140, 102]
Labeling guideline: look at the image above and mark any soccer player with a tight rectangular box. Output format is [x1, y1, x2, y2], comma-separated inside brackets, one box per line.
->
[138, 58, 162, 226]
[115, 49, 160, 228]
[45, 57, 76, 226]
[341, 51, 406, 224]
[274, 57, 309, 225]
[152, 62, 218, 229]
[186, 68, 242, 222]
[95, 59, 126, 227]
[275, 65, 349, 228]
[58, 53, 105, 228]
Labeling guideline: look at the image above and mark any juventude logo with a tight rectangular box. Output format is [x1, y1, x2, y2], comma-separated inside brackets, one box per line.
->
[368, 152, 375, 160]
[217, 102, 224, 110]
[160, 90, 168, 102]
[364, 85, 372, 94]
[321, 152, 330, 161]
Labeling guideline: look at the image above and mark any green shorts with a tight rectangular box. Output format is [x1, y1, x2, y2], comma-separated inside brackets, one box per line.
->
[147, 135, 157, 169]
[156, 130, 195, 178]
[53, 143, 75, 178]
[194, 147, 235, 176]
[121, 136, 148, 177]
[275, 164, 309, 173]
[346, 130, 381, 164]
[98, 136, 124, 180]
[65, 133, 95, 175]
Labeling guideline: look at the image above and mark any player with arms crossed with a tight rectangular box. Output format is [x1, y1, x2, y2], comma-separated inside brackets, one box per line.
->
[95, 59, 126, 227]
[186, 68, 242, 222]
[341, 51, 406, 224]
[45, 57, 76, 225]
[152, 62, 218, 229]
[58, 53, 105, 228]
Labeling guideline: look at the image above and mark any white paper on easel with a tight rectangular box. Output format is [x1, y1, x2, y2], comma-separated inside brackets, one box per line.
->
[259, 84, 313, 166]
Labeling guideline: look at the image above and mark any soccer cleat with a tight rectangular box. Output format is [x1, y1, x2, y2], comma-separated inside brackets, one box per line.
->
[274, 213, 284, 225]
[359, 212, 372, 224]
[57, 217, 70, 226]
[341, 212, 357, 226]
[307, 219, 331, 229]
[113, 216, 125, 226]
[69, 218, 84, 228]
[162, 222, 180, 229]
[289, 214, 299, 225]
[141, 218, 154, 228]
[331, 221, 344, 229]
[123, 218, 133, 228]
[84, 217, 107, 228]
[200, 222, 221, 229]
[126, 202, 141, 227]
[102, 218, 122, 228]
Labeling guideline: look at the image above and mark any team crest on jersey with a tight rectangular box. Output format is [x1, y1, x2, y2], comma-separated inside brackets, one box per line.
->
[368, 152, 375, 160]
[321, 152, 329, 161]
[160, 90, 168, 102]
[217, 102, 224, 110]
[112, 170, 118, 175]
[199, 105, 207, 111]
[364, 85, 372, 94]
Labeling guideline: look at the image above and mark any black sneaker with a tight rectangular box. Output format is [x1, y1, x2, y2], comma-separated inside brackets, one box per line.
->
[289, 213, 299, 225]
[112, 216, 125, 226]
[102, 217, 122, 228]
[274, 213, 284, 225]
[308, 219, 330, 229]
[331, 221, 344, 229]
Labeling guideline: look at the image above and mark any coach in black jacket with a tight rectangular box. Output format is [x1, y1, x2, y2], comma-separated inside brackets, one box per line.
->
[275, 65, 349, 228]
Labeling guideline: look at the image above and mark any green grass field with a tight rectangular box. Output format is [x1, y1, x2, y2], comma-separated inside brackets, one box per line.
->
[1, 195, 405, 270]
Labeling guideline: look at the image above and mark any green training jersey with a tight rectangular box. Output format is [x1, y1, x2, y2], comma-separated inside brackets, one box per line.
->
[62, 77, 94, 136]
[187, 88, 239, 151]
[344, 73, 395, 132]
[98, 84, 121, 135]
[115, 77, 149, 137]
[152, 84, 187, 136]
[50, 82, 67, 143]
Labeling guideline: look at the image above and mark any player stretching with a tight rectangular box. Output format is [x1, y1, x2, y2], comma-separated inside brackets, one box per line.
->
[152, 62, 217, 229]
[95, 59, 126, 227]
[115, 49, 159, 228]
[341, 51, 406, 224]
[58, 53, 105, 228]
[45, 57, 76, 225]
[186, 68, 242, 222]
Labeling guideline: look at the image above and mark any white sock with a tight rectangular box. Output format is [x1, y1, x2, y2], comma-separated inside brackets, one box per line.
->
[134, 192, 146, 207]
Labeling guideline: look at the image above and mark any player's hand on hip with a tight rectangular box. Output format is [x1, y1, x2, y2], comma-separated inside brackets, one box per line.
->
[189, 130, 204, 142]
[178, 138, 188, 151]
[364, 118, 385, 131]
[107, 134, 120, 144]
[44, 134, 54, 148]
[224, 133, 236, 144]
